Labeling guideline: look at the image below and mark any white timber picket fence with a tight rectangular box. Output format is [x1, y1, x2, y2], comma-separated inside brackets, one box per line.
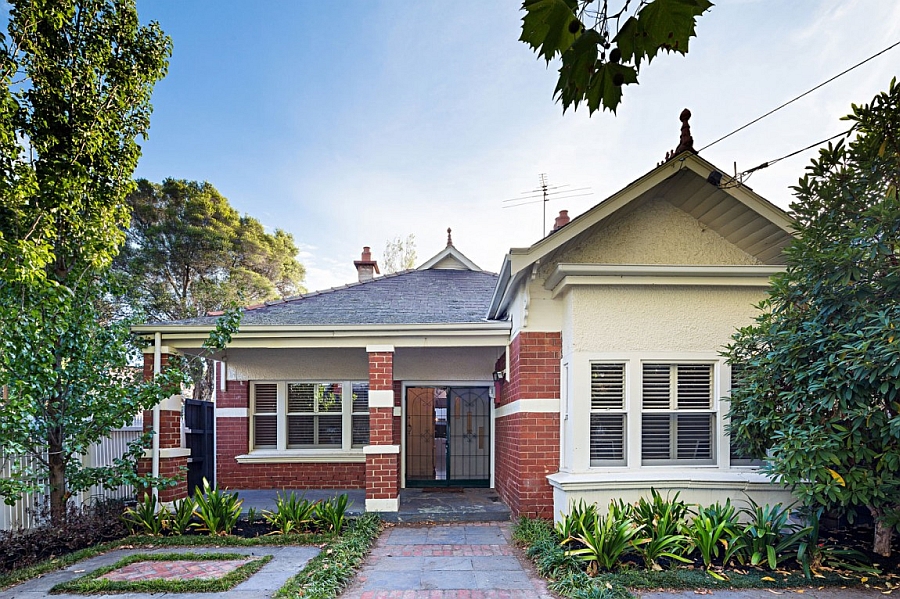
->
[0, 416, 143, 531]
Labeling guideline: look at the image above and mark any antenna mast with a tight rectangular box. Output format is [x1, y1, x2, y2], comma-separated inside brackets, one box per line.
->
[503, 174, 593, 237]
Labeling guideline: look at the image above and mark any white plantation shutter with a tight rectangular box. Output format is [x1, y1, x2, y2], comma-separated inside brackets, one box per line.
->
[589, 363, 626, 465]
[641, 364, 715, 464]
[351, 383, 370, 447]
[253, 383, 278, 448]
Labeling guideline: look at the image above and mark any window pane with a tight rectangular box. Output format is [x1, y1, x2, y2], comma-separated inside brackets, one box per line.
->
[676, 414, 713, 460]
[287, 415, 314, 446]
[677, 365, 712, 409]
[287, 383, 315, 413]
[590, 414, 625, 464]
[642, 414, 671, 460]
[352, 414, 369, 446]
[254, 414, 277, 448]
[352, 383, 369, 413]
[254, 384, 278, 413]
[318, 384, 343, 413]
[642, 364, 671, 409]
[318, 415, 342, 445]
[591, 364, 625, 410]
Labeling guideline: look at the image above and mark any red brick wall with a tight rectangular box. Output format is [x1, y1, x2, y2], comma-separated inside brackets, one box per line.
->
[494, 331, 561, 519]
[368, 408, 394, 445]
[366, 453, 399, 499]
[215, 380, 365, 489]
[369, 352, 393, 390]
[137, 455, 188, 502]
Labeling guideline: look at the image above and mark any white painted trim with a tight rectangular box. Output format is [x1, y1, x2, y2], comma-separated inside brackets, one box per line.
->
[392, 406, 402, 417]
[494, 398, 560, 419]
[216, 408, 248, 418]
[142, 345, 178, 355]
[366, 496, 400, 512]
[158, 394, 183, 411]
[363, 444, 400, 455]
[545, 264, 783, 298]
[368, 390, 395, 408]
[236, 450, 366, 464]
[418, 245, 482, 271]
[547, 468, 776, 491]
[366, 344, 395, 353]
[143, 447, 191, 459]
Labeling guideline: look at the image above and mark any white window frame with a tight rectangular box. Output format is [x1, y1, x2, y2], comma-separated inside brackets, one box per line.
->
[569, 353, 756, 472]
[250, 381, 369, 452]
[640, 362, 716, 466]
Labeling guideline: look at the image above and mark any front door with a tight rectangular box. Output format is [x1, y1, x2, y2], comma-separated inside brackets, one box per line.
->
[405, 386, 491, 487]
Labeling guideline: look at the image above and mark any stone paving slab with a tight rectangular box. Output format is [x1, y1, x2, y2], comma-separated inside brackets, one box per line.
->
[0, 545, 318, 599]
[340, 522, 554, 599]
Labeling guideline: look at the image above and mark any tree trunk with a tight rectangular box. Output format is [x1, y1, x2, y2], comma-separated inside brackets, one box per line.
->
[47, 431, 67, 526]
[871, 506, 893, 557]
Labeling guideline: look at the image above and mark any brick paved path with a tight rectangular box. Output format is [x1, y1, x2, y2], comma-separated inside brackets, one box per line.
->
[340, 522, 555, 599]
[99, 558, 253, 581]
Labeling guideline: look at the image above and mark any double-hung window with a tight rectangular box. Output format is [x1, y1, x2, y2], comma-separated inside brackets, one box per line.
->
[589, 363, 627, 466]
[250, 381, 369, 451]
[641, 363, 715, 465]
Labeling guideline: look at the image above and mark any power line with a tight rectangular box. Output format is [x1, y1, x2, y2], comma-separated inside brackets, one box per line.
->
[720, 129, 853, 188]
[698, 39, 900, 153]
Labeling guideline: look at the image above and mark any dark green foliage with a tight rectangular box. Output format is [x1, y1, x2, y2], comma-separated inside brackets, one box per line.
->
[274, 513, 382, 599]
[631, 490, 691, 570]
[50, 552, 272, 594]
[192, 478, 243, 536]
[520, 0, 712, 114]
[264, 491, 318, 535]
[740, 497, 809, 570]
[122, 492, 169, 536]
[314, 493, 350, 534]
[724, 79, 900, 556]
[0, 500, 128, 573]
[561, 500, 647, 573]
[686, 499, 743, 571]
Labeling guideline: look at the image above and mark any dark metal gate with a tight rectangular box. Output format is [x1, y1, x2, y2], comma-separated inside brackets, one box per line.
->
[405, 386, 491, 487]
[184, 399, 214, 494]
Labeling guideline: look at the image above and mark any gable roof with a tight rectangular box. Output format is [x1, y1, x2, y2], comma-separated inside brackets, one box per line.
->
[488, 151, 795, 319]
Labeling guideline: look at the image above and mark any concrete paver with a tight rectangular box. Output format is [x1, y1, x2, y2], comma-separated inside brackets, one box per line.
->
[340, 522, 554, 599]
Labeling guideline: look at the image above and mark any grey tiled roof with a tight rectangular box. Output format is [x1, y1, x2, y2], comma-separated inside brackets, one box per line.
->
[163, 269, 502, 327]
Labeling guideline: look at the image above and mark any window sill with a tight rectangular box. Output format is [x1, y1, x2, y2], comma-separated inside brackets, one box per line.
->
[235, 450, 366, 464]
[548, 468, 777, 491]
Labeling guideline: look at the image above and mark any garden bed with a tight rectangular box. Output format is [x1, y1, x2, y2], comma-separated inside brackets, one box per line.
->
[512, 492, 898, 599]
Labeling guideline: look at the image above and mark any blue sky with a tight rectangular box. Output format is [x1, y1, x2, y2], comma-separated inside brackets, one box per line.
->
[133, 2, 900, 292]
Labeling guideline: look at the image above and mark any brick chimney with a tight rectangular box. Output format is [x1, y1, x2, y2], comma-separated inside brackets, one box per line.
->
[552, 210, 570, 232]
[353, 246, 380, 283]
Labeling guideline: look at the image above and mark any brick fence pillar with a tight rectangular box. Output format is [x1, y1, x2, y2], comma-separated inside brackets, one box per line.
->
[138, 347, 190, 503]
[364, 345, 400, 512]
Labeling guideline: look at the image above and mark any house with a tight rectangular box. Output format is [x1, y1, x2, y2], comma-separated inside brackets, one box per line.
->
[135, 114, 796, 519]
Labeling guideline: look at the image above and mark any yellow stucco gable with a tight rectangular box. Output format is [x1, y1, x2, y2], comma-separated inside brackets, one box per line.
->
[546, 196, 763, 269]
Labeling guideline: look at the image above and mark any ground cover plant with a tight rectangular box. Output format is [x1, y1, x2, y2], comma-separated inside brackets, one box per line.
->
[275, 512, 382, 599]
[514, 492, 897, 599]
[50, 552, 272, 594]
[1, 486, 355, 589]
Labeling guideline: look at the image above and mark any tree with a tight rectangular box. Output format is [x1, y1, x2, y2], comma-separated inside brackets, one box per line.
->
[382, 234, 417, 274]
[116, 179, 306, 322]
[114, 178, 306, 398]
[0, 0, 173, 521]
[520, 0, 712, 115]
[724, 79, 900, 557]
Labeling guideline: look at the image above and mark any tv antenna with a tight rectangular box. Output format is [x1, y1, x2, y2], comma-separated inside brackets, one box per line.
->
[503, 173, 592, 236]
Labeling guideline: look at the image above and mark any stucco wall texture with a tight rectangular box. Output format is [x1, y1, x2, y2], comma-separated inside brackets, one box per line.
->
[545, 197, 763, 269]
[568, 285, 766, 354]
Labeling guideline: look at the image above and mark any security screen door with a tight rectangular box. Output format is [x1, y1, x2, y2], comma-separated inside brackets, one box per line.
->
[405, 386, 491, 487]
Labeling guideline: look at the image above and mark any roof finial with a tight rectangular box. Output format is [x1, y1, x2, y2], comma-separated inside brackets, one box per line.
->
[674, 108, 695, 154]
[446, 227, 453, 247]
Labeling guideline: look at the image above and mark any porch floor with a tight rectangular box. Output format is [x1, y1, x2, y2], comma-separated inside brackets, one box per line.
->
[237, 488, 510, 523]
